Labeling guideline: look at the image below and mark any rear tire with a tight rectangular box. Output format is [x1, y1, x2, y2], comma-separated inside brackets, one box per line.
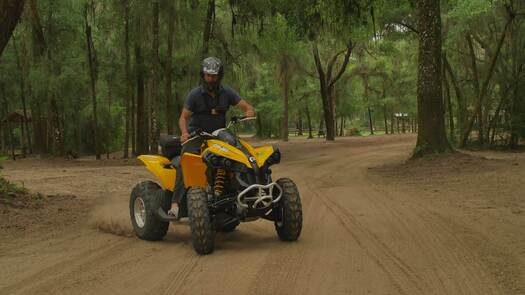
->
[274, 178, 303, 241]
[187, 187, 215, 255]
[130, 181, 170, 241]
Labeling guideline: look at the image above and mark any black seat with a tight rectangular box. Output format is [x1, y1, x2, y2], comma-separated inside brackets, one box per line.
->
[159, 135, 182, 160]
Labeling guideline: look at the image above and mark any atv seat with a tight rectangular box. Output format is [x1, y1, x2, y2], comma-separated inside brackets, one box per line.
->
[159, 135, 182, 160]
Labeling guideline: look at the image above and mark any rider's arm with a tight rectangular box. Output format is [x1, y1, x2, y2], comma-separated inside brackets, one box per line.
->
[236, 99, 255, 117]
[179, 108, 193, 141]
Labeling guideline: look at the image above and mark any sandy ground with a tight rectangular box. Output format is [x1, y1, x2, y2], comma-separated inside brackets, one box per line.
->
[0, 134, 524, 295]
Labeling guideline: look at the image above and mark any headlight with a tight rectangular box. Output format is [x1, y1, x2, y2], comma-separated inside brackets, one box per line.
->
[266, 149, 281, 165]
[203, 152, 224, 168]
[203, 152, 247, 172]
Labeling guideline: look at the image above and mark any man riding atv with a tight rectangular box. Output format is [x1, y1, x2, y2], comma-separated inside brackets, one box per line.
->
[169, 57, 255, 218]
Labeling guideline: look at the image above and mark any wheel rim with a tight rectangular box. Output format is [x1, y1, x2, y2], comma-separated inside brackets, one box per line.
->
[134, 197, 146, 228]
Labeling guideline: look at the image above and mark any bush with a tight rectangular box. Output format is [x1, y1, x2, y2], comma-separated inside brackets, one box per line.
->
[347, 128, 362, 136]
[0, 177, 34, 208]
[0, 155, 6, 169]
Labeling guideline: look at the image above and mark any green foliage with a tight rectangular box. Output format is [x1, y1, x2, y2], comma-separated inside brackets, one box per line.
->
[0, 0, 523, 156]
[0, 177, 29, 200]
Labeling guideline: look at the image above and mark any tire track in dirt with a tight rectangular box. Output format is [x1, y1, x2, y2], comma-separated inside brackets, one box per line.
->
[305, 179, 424, 295]
[1, 237, 131, 294]
[363, 179, 503, 294]
[310, 144, 503, 294]
[361, 162, 504, 294]
[247, 176, 315, 294]
[1, 135, 515, 295]
[152, 249, 200, 295]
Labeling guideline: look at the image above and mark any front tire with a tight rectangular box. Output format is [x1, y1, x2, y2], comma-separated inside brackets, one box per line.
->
[274, 178, 303, 241]
[187, 187, 215, 255]
[130, 181, 170, 241]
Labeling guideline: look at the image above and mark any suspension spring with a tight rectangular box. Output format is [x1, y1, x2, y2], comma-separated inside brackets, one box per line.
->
[214, 168, 226, 196]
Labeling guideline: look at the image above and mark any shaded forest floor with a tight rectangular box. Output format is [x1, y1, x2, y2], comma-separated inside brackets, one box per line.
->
[0, 134, 524, 294]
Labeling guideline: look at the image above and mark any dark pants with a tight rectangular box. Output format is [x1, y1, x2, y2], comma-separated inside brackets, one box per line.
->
[172, 137, 204, 204]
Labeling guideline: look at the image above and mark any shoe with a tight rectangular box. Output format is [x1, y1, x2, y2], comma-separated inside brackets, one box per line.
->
[168, 203, 179, 219]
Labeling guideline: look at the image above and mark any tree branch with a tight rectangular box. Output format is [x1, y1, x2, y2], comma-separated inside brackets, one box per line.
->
[389, 21, 419, 34]
[326, 48, 347, 82]
[312, 42, 326, 83]
[329, 40, 354, 88]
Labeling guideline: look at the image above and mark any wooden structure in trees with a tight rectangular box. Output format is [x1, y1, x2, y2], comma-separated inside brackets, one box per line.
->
[1, 110, 32, 158]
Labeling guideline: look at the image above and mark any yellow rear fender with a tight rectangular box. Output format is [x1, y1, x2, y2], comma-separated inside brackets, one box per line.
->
[137, 155, 176, 191]
[205, 139, 251, 167]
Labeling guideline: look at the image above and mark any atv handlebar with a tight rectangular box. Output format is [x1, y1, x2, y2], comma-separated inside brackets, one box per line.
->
[182, 116, 256, 145]
[227, 116, 256, 128]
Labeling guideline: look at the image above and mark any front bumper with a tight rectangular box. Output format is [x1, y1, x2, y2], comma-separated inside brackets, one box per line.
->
[236, 182, 283, 209]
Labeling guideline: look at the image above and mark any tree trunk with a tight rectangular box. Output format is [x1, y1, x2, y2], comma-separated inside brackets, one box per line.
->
[297, 111, 303, 136]
[488, 85, 509, 145]
[50, 96, 63, 155]
[28, 0, 46, 58]
[460, 14, 515, 148]
[202, 0, 215, 57]
[131, 84, 136, 156]
[84, 5, 100, 160]
[443, 55, 466, 142]
[443, 68, 455, 142]
[383, 106, 389, 134]
[123, 0, 131, 158]
[390, 113, 395, 134]
[0, 0, 25, 58]
[466, 33, 483, 144]
[382, 79, 388, 134]
[337, 116, 343, 136]
[135, 19, 147, 155]
[1, 84, 15, 159]
[508, 17, 522, 149]
[414, 0, 451, 157]
[312, 41, 353, 141]
[363, 75, 374, 135]
[107, 82, 112, 159]
[165, 0, 175, 135]
[150, 0, 160, 154]
[280, 55, 290, 142]
[12, 36, 32, 155]
[305, 100, 313, 139]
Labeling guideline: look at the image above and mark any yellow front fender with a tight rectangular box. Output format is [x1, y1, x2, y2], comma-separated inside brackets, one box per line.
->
[239, 139, 275, 167]
[205, 139, 251, 166]
[180, 153, 207, 188]
[137, 155, 176, 191]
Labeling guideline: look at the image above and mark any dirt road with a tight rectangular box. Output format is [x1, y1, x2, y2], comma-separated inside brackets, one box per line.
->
[1, 134, 523, 294]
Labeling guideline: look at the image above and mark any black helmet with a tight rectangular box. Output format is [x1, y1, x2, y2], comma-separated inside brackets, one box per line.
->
[200, 57, 224, 79]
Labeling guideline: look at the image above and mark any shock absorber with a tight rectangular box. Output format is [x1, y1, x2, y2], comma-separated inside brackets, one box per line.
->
[214, 168, 226, 196]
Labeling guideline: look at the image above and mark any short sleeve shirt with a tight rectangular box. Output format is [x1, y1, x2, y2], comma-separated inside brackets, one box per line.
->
[184, 85, 241, 133]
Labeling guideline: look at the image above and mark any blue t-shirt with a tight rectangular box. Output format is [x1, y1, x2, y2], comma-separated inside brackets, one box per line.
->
[184, 85, 241, 133]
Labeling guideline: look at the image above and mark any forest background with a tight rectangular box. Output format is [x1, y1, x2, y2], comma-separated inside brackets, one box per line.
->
[0, 0, 523, 160]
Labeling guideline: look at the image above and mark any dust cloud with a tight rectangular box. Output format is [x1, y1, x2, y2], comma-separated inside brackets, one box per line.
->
[89, 196, 134, 237]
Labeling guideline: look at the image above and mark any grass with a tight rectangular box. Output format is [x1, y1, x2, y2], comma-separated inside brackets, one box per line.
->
[0, 177, 35, 207]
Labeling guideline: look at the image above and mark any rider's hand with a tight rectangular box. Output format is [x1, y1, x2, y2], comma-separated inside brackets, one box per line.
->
[246, 109, 255, 118]
[181, 133, 190, 143]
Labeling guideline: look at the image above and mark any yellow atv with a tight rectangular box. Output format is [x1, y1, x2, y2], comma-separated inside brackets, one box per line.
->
[130, 116, 303, 255]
